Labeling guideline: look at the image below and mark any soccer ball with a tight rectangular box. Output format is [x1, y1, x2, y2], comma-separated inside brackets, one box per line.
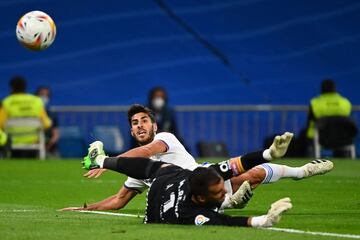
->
[16, 11, 56, 51]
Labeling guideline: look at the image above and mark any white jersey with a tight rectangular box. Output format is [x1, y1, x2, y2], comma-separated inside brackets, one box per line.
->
[124, 132, 199, 192]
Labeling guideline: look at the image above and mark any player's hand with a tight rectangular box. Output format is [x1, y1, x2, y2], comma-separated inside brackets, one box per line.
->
[264, 197, 292, 227]
[83, 168, 107, 178]
[229, 181, 253, 209]
[269, 132, 294, 158]
[58, 207, 85, 211]
[250, 197, 292, 228]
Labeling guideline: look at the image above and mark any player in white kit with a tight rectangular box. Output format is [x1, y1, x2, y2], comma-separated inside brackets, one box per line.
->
[61, 104, 333, 211]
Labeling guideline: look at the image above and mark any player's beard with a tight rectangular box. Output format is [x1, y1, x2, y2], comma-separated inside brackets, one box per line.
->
[137, 127, 155, 146]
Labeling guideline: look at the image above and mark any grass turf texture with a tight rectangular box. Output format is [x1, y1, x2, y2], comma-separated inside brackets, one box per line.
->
[0, 159, 359, 240]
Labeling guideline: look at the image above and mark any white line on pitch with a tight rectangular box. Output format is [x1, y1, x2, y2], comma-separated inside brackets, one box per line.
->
[79, 210, 144, 218]
[265, 227, 360, 239]
[0, 209, 38, 212]
[78, 210, 360, 239]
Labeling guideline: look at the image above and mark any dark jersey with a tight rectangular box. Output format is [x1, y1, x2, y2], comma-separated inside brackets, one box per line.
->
[144, 165, 249, 226]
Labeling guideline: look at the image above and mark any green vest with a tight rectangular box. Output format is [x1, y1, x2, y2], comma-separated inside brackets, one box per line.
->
[2, 93, 44, 144]
[307, 93, 352, 138]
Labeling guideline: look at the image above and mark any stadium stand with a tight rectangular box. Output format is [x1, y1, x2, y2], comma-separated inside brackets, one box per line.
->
[92, 126, 125, 155]
[58, 126, 86, 158]
[0, 1, 359, 106]
[197, 141, 229, 158]
[0, 1, 359, 157]
[314, 116, 358, 159]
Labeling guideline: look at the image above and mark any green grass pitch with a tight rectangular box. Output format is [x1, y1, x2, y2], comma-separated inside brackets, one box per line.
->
[0, 159, 359, 240]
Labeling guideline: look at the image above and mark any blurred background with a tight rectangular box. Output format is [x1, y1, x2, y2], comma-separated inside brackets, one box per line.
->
[0, 0, 359, 158]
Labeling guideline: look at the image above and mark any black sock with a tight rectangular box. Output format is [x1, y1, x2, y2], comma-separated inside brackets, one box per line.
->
[240, 150, 269, 170]
[103, 157, 165, 179]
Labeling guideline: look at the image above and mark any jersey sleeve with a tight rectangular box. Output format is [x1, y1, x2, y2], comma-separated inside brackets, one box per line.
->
[153, 132, 180, 152]
[189, 209, 249, 226]
[123, 177, 149, 193]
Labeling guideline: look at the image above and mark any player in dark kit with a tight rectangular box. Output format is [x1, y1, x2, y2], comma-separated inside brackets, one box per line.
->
[145, 165, 249, 225]
[82, 142, 292, 227]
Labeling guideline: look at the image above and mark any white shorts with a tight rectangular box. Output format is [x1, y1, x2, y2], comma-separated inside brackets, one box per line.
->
[224, 179, 233, 195]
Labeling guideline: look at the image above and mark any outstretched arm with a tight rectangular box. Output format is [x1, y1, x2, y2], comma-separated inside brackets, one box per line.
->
[199, 197, 292, 227]
[119, 140, 167, 158]
[60, 186, 138, 211]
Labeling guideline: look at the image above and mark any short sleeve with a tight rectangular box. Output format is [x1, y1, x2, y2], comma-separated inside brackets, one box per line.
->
[154, 132, 182, 152]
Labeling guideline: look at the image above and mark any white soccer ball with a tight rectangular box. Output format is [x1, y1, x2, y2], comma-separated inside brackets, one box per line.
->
[16, 10, 56, 51]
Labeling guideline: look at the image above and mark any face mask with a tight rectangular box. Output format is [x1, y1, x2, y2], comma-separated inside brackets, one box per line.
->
[40, 96, 49, 106]
[152, 97, 165, 110]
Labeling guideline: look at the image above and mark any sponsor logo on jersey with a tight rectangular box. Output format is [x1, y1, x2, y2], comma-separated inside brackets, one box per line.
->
[230, 162, 239, 175]
[194, 215, 210, 225]
[219, 160, 230, 172]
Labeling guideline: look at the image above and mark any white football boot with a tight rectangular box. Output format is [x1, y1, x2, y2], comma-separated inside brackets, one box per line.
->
[301, 159, 334, 178]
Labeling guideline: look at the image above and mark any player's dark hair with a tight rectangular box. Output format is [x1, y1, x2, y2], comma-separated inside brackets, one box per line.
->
[188, 167, 222, 196]
[321, 79, 336, 93]
[10, 76, 27, 93]
[127, 104, 156, 125]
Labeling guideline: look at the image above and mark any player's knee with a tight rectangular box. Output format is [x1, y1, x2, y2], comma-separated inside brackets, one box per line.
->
[237, 167, 266, 189]
[247, 167, 266, 187]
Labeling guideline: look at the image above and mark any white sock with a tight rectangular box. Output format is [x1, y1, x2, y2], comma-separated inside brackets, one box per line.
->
[262, 149, 273, 161]
[260, 163, 305, 183]
[96, 155, 106, 168]
[250, 215, 268, 227]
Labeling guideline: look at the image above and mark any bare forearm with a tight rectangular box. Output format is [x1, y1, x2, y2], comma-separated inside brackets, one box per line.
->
[117, 146, 152, 158]
[85, 195, 124, 211]
[117, 140, 167, 158]
[85, 187, 137, 211]
[61, 187, 137, 212]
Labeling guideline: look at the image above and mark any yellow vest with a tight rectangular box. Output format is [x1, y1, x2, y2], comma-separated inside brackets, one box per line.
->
[307, 93, 352, 138]
[0, 129, 7, 146]
[0, 93, 50, 144]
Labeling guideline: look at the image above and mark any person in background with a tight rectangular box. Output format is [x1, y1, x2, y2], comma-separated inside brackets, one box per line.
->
[306, 79, 352, 157]
[148, 87, 179, 136]
[35, 86, 59, 158]
[0, 128, 9, 158]
[130, 87, 182, 149]
[0, 102, 10, 158]
[0, 76, 52, 158]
